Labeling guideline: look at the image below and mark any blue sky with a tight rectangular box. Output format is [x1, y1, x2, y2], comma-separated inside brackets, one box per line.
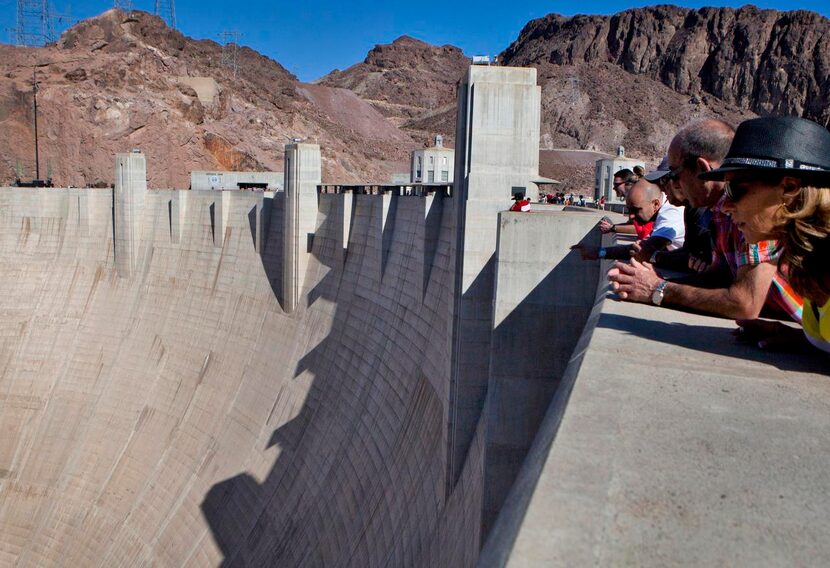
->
[1, 0, 828, 81]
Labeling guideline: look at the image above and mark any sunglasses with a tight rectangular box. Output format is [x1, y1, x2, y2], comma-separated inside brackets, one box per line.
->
[724, 180, 750, 203]
[665, 164, 685, 182]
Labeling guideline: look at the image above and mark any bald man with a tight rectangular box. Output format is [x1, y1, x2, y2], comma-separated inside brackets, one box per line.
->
[572, 179, 684, 262]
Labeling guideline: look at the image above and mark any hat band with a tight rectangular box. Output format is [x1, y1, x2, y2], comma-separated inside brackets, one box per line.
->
[722, 156, 830, 172]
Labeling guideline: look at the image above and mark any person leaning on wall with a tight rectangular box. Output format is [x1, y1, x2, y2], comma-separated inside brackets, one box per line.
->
[644, 155, 714, 273]
[696, 116, 830, 354]
[599, 167, 642, 235]
[571, 178, 684, 263]
[608, 119, 803, 323]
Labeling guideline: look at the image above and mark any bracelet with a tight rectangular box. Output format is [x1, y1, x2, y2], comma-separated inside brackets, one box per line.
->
[610, 225, 616, 233]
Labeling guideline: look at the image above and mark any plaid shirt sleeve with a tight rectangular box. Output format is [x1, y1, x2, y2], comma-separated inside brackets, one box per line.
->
[735, 240, 783, 268]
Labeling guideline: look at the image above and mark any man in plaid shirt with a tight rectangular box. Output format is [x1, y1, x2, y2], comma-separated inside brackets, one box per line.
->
[608, 119, 803, 322]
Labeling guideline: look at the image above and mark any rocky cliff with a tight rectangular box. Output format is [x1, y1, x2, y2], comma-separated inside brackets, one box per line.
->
[1, 5, 827, 191]
[501, 5, 830, 125]
[319, 36, 469, 146]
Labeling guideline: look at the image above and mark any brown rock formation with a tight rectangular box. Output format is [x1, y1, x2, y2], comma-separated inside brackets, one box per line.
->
[501, 5, 830, 125]
[319, 36, 469, 146]
[0, 9, 417, 187]
[1, 5, 826, 192]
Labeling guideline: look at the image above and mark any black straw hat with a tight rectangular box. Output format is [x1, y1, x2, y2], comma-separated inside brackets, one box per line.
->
[699, 116, 830, 186]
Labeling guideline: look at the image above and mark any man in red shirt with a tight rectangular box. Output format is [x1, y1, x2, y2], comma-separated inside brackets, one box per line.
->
[510, 192, 531, 212]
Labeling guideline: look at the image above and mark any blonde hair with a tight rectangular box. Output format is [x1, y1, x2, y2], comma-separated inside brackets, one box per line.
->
[778, 186, 830, 300]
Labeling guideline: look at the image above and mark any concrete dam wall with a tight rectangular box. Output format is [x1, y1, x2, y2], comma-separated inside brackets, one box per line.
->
[0, 184, 603, 566]
[0, 187, 475, 566]
[0, 66, 613, 566]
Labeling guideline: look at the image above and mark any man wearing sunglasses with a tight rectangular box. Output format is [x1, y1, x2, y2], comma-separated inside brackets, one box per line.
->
[608, 119, 801, 322]
[643, 156, 713, 273]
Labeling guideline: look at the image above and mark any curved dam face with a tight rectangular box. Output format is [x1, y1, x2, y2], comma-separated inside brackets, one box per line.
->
[0, 187, 483, 566]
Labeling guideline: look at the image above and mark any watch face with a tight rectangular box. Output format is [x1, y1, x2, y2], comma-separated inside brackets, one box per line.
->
[651, 289, 662, 305]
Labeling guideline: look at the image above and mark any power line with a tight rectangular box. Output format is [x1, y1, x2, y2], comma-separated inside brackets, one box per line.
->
[15, 0, 53, 46]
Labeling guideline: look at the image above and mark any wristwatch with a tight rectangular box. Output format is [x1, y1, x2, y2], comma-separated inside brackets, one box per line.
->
[651, 280, 668, 306]
[598, 248, 607, 259]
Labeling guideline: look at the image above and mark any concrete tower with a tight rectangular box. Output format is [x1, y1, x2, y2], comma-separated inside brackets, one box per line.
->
[282, 143, 322, 313]
[448, 65, 542, 488]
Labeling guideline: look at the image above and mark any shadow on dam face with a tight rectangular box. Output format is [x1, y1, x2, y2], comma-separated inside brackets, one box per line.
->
[200, 191, 481, 566]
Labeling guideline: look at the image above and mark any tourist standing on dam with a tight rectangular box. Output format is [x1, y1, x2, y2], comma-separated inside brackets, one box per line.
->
[694, 116, 830, 353]
[510, 192, 531, 212]
[599, 168, 641, 235]
[608, 119, 803, 322]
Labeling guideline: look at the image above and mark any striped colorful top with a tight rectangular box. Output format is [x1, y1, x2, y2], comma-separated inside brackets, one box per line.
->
[710, 196, 803, 322]
[803, 297, 830, 354]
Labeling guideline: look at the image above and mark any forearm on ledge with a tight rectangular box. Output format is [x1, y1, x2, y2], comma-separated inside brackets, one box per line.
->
[663, 264, 774, 320]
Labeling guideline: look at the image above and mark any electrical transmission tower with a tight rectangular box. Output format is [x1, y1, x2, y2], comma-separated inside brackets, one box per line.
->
[15, 0, 54, 46]
[154, 0, 176, 28]
[219, 31, 242, 77]
[114, 0, 133, 12]
[14, 0, 72, 46]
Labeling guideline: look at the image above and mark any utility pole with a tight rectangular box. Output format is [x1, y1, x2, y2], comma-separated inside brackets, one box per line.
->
[14, 0, 72, 46]
[15, 0, 51, 46]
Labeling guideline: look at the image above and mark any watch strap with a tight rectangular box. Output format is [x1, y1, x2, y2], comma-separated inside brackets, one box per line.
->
[652, 280, 668, 305]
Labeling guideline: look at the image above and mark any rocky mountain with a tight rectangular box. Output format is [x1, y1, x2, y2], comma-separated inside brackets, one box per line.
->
[319, 36, 469, 146]
[1, 5, 826, 191]
[326, 5, 827, 190]
[501, 5, 830, 126]
[321, 23, 757, 188]
[0, 9, 415, 187]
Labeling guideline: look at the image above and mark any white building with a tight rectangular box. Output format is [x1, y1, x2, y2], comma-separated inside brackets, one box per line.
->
[594, 147, 645, 203]
[411, 136, 454, 184]
[190, 171, 284, 191]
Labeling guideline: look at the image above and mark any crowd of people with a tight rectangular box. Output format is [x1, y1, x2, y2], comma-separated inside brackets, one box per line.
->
[575, 116, 829, 355]
[545, 192, 588, 207]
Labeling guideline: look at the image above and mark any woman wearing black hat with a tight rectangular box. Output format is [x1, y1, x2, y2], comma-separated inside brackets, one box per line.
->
[700, 116, 830, 354]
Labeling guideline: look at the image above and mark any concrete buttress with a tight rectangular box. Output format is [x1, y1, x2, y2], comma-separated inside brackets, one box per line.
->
[448, 66, 542, 490]
[113, 151, 147, 278]
[282, 143, 322, 313]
